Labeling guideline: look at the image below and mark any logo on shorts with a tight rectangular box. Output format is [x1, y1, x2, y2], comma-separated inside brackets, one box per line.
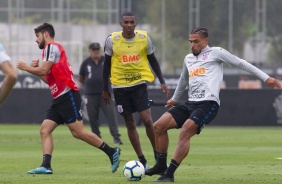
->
[117, 105, 123, 113]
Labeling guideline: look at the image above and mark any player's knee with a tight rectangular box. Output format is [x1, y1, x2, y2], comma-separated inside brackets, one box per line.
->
[153, 122, 164, 135]
[39, 125, 51, 136]
[125, 120, 136, 130]
[142, 118, 153, 127]
[70, 130, 83, 139]
[39, 126, 46, 135]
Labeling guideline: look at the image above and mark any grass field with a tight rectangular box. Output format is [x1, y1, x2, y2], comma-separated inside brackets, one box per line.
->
[0, 124, 282, 184]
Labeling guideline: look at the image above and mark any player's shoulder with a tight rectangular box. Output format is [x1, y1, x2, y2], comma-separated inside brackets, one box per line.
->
[210, 46, 228, 53]
[136, 30, 148, 39]
[110, 31, 122, 40]
[47, 42, 61, 49]
[208, 46, 233, 57]
[106, 34, 113, 40]
[185, 53, 194, 60]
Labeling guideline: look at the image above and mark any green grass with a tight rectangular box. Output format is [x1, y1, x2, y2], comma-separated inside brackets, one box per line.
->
[0, 124, 282, 183]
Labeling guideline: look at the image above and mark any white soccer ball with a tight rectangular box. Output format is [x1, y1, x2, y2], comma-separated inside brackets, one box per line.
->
[123, 160, 145, 181]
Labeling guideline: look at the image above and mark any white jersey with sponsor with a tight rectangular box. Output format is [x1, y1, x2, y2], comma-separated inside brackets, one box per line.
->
[172, 46, 269, 105]
[0, 43, 11, 64]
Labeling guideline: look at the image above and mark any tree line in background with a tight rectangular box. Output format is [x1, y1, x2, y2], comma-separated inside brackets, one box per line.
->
[132, 0, 282, 71]
[1, 0, 281, 73]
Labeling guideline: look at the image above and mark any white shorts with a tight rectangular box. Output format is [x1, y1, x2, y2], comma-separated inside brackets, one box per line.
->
[0, 51, 11, 64]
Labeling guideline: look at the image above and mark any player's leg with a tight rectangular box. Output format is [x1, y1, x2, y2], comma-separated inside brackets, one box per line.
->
[139, 108, 155, 150]
[86, 94, 101, 137]
[123, 113, 146, 163]
[113, 86, 148, 166]
[66, 90, 120, 173]
[67, 120, 121, 173]
[139, 107, 156, 165]
[27, 119, 58, 174]
[68, 119, 103, 146]
[145, 112, 178, 176]
[156, 101, 219, 182]
[100, 96, 122, 144]
[132, 84, 156, 167]
[155, 119, 198, 182]
[172, 119, 198, 163]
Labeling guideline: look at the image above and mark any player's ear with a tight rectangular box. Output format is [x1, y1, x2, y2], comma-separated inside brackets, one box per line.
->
[43, 31, 49, 38]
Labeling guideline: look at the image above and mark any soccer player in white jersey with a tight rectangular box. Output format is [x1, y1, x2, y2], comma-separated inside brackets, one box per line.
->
[0, 43, 17, 106]
[145, 27, 282, 182]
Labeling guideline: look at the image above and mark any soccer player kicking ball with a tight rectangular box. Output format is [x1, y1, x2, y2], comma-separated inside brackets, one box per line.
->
[145, 27, 282, 182]
[17, 23, 120, 174]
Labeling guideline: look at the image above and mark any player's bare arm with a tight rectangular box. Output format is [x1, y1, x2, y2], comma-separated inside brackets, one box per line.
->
[17, 60, 53, 76]
[0, 61, 17, 106]
[28, 59, 47, 83]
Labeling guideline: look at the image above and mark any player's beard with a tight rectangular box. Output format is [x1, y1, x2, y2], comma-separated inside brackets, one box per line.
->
[192, 48, 200, 56]
[38, 37, 46, 49]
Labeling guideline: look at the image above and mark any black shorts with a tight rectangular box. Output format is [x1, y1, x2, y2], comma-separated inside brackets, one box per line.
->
[168, 101, 219, 134]
[45, 89, 82, 125]
[113, 83, 150, 115]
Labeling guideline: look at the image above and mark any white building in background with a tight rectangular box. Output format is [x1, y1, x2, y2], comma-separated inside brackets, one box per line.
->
[243, 36, 270, 66]
[0, 23, 149, 75]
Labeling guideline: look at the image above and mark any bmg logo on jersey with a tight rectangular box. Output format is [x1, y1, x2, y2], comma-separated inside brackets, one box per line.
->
[122, 54, 140, 64]
[189, 67, 206, 77]
[50, 83, 58, 95]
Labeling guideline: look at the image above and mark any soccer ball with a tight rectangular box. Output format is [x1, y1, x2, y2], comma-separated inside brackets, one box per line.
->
[123, 160, 145, 181]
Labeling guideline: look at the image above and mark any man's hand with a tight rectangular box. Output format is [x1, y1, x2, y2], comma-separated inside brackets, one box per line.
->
[102, 91, 111, 105]
[265, 77, 282, 89]
[165, 99, 175, 108]
[161, 83, 170, 98]
[31, 59, 39, 67]
[16, 60, 27, 71]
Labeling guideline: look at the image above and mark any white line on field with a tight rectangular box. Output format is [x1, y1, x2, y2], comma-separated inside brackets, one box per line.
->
[275, 158, 282, 160]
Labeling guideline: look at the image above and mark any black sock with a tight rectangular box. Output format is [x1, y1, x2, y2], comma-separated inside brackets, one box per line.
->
[156, 152, 167, 167]
[41, 154, 52, 169]
[138, 155, 147, 166]
[165, 159, 180, 178]
[154, 150, 157, 161]
[99, 142, 115, 157]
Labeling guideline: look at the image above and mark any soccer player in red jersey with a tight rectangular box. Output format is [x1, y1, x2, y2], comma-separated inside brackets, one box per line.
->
[17, 23, 120, 174]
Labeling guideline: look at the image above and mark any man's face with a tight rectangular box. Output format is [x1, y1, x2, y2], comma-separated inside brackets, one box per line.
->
[120, 16, 137, 36]
[89, 49, 101, 60]
[189, 33, 208, 56]
[35, 32, 45, 49]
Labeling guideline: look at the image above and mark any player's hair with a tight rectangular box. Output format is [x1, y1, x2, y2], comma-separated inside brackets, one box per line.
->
[121, 12, 136, 20]
[190, 27, 208, 38]
[34, 23, 55, 38]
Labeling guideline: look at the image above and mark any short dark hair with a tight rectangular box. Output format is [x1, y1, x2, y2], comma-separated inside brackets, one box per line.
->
[88, 42, 101, 50]
[121, 12, 136, 20]
[34, 23, 55, 38]
[190, 27, 208, 38]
